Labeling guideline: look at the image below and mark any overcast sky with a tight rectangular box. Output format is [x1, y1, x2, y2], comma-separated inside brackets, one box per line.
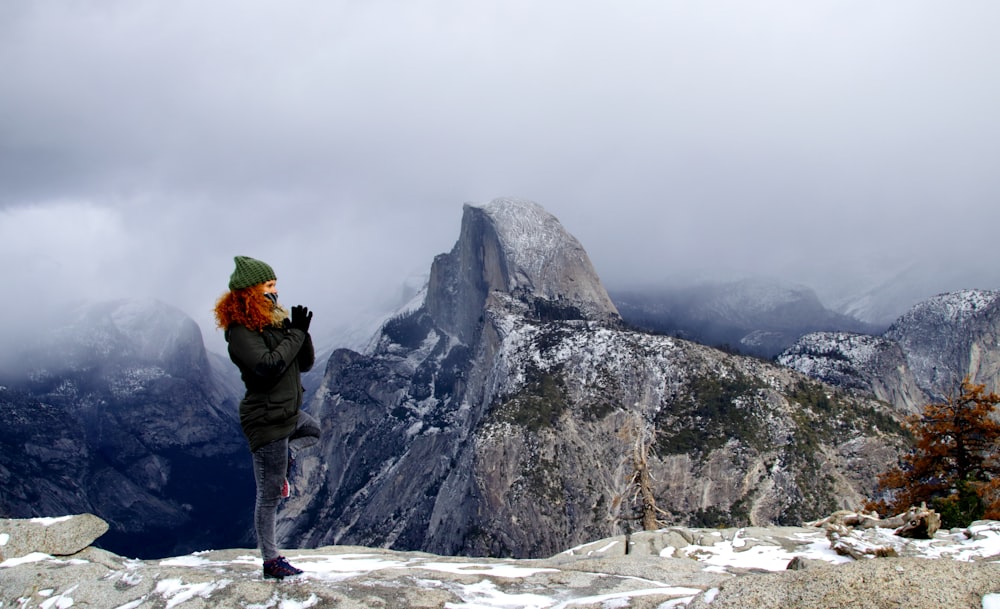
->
[2, 1, 999, 355]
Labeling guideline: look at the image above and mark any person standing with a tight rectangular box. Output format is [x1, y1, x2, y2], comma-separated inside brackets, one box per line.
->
[213, 255, 320, 580]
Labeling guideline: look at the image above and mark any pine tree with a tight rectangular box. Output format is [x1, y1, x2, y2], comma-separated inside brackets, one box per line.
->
[867, 378, 1000, 527]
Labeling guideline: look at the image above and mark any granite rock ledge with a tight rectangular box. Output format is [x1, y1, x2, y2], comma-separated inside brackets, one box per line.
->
[3, 514, 1000, 608]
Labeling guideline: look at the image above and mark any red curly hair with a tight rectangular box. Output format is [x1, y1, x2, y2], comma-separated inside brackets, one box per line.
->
[214, 285, 276, 333]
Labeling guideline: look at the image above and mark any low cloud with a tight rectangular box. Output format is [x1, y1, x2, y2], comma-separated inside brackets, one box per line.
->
[3, 1, 999, 356]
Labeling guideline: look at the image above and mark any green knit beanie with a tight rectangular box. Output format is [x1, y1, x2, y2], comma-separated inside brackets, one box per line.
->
[228, 256, 277, 291]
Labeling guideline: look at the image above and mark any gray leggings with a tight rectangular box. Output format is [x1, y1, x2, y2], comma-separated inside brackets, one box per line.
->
[251, 410, 320, 561]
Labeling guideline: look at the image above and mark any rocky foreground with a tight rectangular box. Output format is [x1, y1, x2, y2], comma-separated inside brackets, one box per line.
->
[3, 514, 1000, 608]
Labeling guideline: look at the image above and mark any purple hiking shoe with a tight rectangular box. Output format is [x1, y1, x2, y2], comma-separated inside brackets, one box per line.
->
[263, 555, 303, 580]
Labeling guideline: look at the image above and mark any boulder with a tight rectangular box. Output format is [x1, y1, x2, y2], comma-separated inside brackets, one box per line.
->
[0, 514, 108, 561]
[687, 557, 1000, 609]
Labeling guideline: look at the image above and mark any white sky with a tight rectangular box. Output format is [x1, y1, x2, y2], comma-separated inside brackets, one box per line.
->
[2, 1, 999, 355]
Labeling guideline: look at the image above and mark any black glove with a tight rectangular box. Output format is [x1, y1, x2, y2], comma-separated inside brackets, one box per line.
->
[290, 305, 312, 332]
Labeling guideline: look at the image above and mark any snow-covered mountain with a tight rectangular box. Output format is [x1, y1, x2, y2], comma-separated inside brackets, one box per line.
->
[0, 298, 252, 558]
[834, 258, 1000, 328]
[278, 198, 908, 559]
[885, 290, 1000, 397]
[776, 332, 928, 413]
[8, 199, 999, 569]
[780, 289, 1000, 408]
[613, 278, 877, 358]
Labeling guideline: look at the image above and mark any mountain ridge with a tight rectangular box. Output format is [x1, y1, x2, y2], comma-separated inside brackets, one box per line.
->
[613, 278, 878, 358]
[6, 199, 1000, 565]
[781, 288, 1000, 408]
[278, 198, 910, 559]
[0, 298, 253, 559]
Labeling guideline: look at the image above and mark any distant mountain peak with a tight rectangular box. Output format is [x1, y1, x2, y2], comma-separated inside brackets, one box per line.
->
[782, 288, 1000, 409]
[1, 297, 252, 559]
[884, 289, 1000, 398]
[424, 198, 619, 344]
[888, 289, 1000, 329]
[473, 198, 618, 318]
[473, 198, 573, 291]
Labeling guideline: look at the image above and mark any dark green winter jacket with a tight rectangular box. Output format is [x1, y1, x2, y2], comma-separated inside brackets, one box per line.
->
[225, 322, 315, 452]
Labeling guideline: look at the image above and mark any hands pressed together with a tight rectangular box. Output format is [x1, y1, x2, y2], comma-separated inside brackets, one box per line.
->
[290, 305, 313, 332]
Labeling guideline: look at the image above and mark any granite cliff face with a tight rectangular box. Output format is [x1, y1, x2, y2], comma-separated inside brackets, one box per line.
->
[424, 198, 620, 345]
[884, 290, 1000, 399]
[780, 290, 1000, 411]
[0, 299, 252, 558]
[280, 198, 907, 558]
[776, 332, 929, 414]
